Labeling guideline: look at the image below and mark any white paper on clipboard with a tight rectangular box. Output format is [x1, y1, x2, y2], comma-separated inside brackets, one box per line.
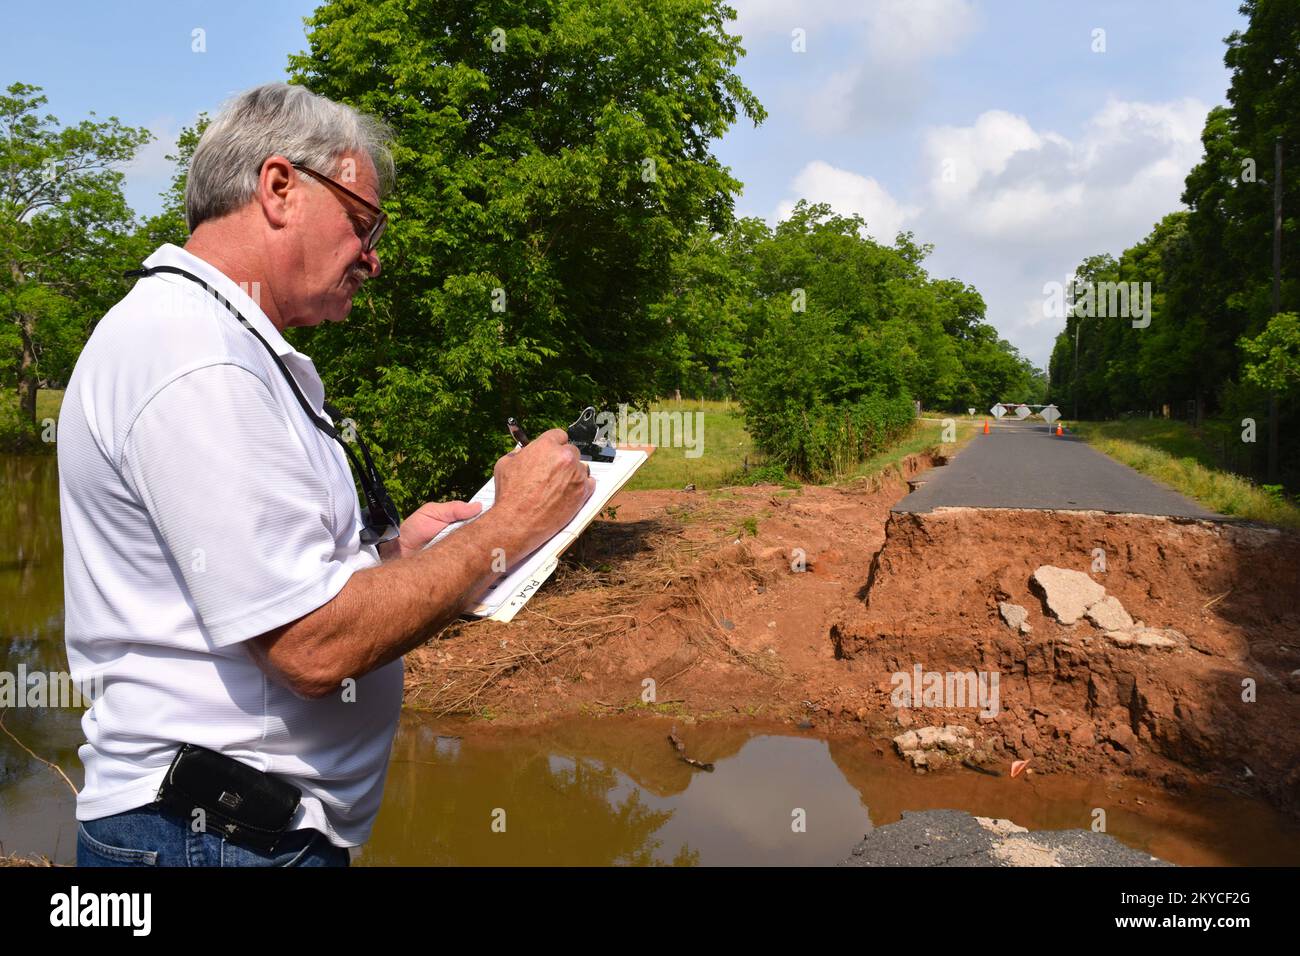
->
[422, 448, 648, 619]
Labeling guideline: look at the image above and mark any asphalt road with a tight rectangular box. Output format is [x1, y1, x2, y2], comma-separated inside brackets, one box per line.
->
[839, 809, 1171, 867]
[895, 418, 1220, 519]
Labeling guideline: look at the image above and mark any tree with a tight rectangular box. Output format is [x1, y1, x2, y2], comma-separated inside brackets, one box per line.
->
[285, 0, 765, 507]
[0, 82, 150, 425]
[1046, 0, 1299, 485]
[647, 216, 768, 399]
[1242, 311, 1300, 394]
[731, 199, 1034, 476]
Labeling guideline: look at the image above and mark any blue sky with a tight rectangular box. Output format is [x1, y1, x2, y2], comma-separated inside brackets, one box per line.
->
[2, 0, 1249, 366]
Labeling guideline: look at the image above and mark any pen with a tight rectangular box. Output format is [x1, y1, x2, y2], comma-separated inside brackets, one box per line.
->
[507, 417, 530, 447]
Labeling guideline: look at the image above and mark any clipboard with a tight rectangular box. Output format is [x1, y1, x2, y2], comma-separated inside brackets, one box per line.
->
[422, 422, 649, 621]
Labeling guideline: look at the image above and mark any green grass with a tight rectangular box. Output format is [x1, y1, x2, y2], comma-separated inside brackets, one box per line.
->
[578, 698, 690, 718]
[1075, 418, 1300, 531]
[837, 415, 977, 484]
[624, 401, 979, 492]
[36, 388, 64, 421]
[0, 387, 65, 422]
[1076, 418, 1227, 468]
[624, 398, 760, 491]
[0, 388, 64, 451]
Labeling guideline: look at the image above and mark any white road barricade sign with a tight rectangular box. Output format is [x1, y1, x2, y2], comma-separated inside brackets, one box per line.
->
[991, 404, 1007, 419]
[1040, 405, 1061, 424]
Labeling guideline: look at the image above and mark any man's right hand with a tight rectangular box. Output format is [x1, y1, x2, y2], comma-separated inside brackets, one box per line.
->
[490, 428, 596, 557]
[250, 429, 595, 700]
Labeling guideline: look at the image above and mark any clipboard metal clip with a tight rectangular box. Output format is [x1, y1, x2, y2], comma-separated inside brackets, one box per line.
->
[566, 406, 617, 462]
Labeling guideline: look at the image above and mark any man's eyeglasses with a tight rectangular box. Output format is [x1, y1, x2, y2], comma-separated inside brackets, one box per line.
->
[292, 162, 388, 253]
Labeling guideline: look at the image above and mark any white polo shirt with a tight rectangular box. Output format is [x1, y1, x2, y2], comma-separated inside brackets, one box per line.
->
[57, 242, 404, 848]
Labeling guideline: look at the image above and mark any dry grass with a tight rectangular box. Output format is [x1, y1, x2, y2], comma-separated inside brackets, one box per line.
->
[403, 446, 941, 719]
[403, 513, 788, 717]
[0, 849, 57, 867]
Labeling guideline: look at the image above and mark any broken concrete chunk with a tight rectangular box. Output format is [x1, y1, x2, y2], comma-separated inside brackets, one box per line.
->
[1086, 595, 1133, 632]
[894, 725, 975, 770]
[1031, 565, 1107, 625]
[1105, 627, 1184, 650]
[1133, 628, 1184, 650]
[975, 816, 1029, 837]
[915, 724, 974, 754]
[998, 601, 1032, 634]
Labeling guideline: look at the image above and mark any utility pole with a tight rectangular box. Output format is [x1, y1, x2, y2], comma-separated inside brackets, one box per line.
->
[1269, 136, 1282, 484]
[1072, 313, 1084, 421]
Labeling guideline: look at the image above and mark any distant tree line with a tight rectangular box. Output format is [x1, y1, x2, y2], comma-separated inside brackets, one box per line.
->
[651, 200, 1046, 478]
[1048, 0, 1299, 487]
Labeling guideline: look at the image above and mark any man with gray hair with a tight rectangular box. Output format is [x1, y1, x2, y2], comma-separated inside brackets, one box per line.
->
[58, 82, 592, 866]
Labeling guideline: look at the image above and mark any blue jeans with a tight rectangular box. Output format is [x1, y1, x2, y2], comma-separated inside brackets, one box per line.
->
[77, 802, 350, 867]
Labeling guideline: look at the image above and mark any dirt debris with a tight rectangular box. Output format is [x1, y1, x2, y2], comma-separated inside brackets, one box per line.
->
[404, 454, 941, 722]
[0, 852, 55, 867]
[834, 506, 1300, 813]
[402, 452, 1300, 816]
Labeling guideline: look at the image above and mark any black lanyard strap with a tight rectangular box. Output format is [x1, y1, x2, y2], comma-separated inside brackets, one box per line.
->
[124, 264, 400, 546]
[125, 265, 339, 438]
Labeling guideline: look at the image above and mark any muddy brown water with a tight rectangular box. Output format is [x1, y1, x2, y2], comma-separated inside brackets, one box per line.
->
[4, 454, 1300, 866]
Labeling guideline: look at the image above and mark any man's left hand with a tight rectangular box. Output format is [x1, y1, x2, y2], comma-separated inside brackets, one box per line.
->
[378, 500, 483, 561]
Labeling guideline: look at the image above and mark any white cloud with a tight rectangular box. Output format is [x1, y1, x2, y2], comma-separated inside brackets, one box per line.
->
[863, 0, 980, 63]
[925, 110, 1055, 200]
[774, 160, 919, 244]
[912, 97, 1211, 364]
[764, 97, 1212, 365]
[121, 118, 183, 220]
[123, 118, 181, 180]
[919, 98, 1206, 242]
[801, 0, 980, 133]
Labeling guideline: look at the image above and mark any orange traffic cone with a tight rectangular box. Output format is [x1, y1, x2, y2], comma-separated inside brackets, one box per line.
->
[1055, 422, 1063, 437]
[983, 419, 990, 435]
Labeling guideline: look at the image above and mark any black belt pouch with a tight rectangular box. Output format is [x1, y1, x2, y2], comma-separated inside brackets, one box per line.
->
[155, 743, 303, 854]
